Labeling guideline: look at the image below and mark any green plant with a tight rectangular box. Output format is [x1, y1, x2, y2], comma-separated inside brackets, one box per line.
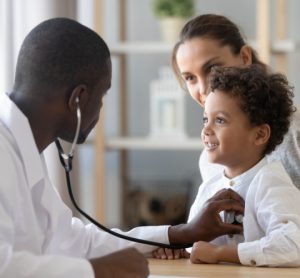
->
[152, 0, 195, 18]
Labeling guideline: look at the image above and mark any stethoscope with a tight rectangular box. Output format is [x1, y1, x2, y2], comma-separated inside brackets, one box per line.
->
[55, 97, 192, 249]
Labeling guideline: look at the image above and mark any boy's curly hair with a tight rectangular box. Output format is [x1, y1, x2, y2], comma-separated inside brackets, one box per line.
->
[209, 65, 296, 155]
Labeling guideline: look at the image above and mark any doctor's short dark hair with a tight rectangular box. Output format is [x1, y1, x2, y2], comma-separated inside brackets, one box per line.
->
[13, 17, 110, 96]
[209, 65, 296, 155]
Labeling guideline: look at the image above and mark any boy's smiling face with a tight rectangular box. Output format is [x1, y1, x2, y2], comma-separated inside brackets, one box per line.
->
[201, 90, 262, 178]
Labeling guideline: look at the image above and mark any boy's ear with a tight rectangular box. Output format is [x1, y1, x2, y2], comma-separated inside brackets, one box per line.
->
[240, 45, 253, 66]
[254, 124, 271, 146]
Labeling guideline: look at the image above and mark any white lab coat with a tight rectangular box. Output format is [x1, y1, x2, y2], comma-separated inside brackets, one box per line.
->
[189, 158, 300, 267]
[0, 93, 169, 277]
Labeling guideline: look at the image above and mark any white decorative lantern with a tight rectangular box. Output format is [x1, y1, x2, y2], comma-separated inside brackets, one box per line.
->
[149, 67, 186, 138]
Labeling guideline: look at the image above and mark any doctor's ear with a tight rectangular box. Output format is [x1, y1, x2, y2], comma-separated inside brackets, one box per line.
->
[68, 84, 88, 111]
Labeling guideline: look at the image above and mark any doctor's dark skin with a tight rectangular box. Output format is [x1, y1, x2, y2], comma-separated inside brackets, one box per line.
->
[10, 18, 243, 277]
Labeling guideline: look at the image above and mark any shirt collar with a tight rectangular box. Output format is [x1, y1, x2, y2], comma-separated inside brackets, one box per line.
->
[221, 157, 268, 189]
[0, 93, 44, 188]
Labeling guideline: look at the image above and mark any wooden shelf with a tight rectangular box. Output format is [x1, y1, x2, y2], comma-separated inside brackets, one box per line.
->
[272, 40, 299, 53]
[249, 39, 299, 53]
[104, 137, 203, 150]
[110, 41, 174, 54]
[109, 40, 299, 55]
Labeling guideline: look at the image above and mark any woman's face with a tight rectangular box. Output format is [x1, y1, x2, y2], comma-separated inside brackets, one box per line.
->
[176, 37, 251, 107]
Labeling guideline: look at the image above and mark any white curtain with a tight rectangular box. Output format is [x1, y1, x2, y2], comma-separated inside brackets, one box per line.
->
[0, 0, 15, 93]
[0, 0, 82, 216]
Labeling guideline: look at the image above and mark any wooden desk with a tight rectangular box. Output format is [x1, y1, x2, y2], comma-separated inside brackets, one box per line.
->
[148, 258, 300, 277]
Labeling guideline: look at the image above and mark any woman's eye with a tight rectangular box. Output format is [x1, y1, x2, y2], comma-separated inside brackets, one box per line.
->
[206, 63, 221, 74]
[184, 75, 194, 82]
[204, 65, 214, 74]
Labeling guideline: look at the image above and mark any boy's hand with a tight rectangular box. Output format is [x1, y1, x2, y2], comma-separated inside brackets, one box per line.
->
[190, 241, 240, 265]
[190, 241, 219, 264]
[152, 248, 190, 260]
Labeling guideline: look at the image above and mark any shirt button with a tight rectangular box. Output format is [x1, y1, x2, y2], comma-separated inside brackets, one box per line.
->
[229, 180, 235, 186]
[250, 259, 256, 266]
[282, 220, 289, 224]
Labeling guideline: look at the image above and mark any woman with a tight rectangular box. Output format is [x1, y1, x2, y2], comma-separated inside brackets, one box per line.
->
[172, 13, 300, 187]
[153, 13, 300, 260]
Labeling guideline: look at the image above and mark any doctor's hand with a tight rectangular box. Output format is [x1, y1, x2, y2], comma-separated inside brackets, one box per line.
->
[90, 247, 149, 278]
[168, 189, 244, 244]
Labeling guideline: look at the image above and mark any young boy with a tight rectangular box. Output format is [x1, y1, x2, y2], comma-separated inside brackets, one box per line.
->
[188, 65, 300, 267]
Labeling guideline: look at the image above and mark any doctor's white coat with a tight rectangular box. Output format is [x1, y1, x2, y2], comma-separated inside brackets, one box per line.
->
[0, 93, 169, 277]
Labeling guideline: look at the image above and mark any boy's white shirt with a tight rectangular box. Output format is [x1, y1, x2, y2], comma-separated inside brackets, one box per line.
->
[189, 156, 300, 267]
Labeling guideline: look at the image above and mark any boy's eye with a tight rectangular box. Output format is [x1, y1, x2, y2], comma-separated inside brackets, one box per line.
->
[216, 117, 225, 124]
[203, 117, 208, 124]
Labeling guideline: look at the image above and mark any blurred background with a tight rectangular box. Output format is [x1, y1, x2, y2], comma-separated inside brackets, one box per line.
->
[1, 0, 299, 229]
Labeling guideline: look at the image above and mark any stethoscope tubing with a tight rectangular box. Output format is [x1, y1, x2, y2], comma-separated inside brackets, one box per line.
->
[54, 103, 192, 249]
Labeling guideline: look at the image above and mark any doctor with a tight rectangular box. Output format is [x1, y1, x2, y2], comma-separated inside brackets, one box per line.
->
[0, 18, 244, 277]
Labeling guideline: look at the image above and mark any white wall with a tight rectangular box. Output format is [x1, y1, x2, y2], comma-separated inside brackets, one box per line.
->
[288, 0, 300, 103]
